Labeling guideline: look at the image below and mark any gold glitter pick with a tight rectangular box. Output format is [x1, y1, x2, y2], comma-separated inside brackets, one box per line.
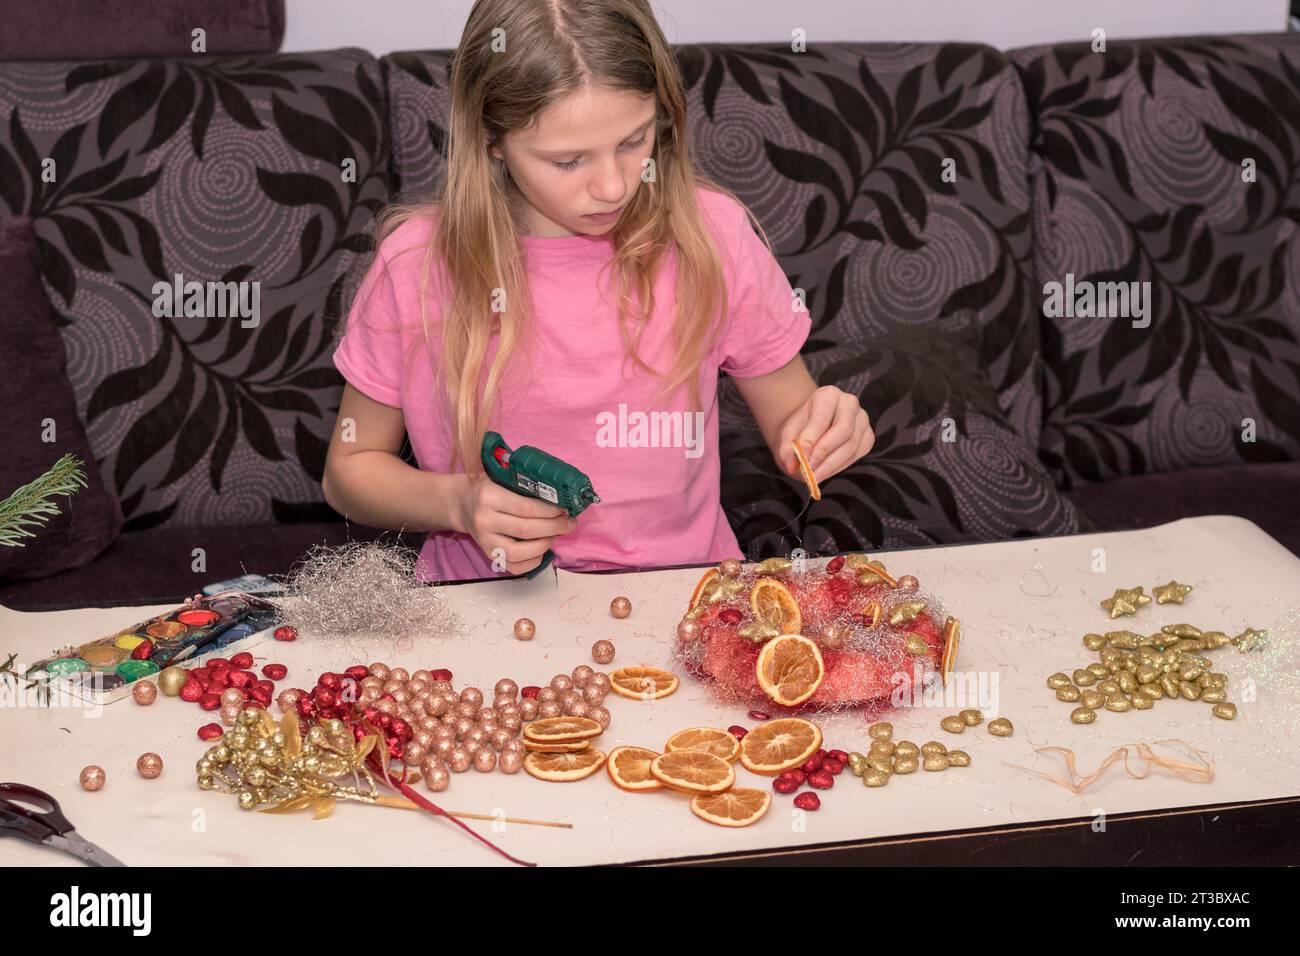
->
[855, 561, 898, 588]
[1100, 586, 1151, 619]
[1233, 627, 1269, 653]
[940, 616, 961, 687]
[888, 601, 927, 627]
[1152, 580, 1193, 604]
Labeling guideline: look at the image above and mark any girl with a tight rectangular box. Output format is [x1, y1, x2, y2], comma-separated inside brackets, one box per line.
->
[324, 0, 874, 582]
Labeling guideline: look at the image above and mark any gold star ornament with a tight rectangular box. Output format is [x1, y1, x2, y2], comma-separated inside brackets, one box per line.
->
[1100, 586, 1152, 619]
[1152, 580, 1193, 604]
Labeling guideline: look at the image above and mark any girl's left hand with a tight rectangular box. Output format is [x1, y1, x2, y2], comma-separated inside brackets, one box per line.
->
[776, 385, 875, 484]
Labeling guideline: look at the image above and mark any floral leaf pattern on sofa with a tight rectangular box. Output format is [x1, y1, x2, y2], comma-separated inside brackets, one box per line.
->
[0, 49, 389, 530]
[1011, 36, 1300, 488]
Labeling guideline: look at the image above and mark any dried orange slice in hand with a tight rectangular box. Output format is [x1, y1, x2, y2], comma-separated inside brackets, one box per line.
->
[750, 577, 802, 634]
[756, 634, 824, 706]
[665, 727, 741, 763]
[650, 750, 735, 794]
[689, 567, 719, 609]
[523, 747, 606, 782]
[606, 746, 663, 792]
[609, 666, 679, 701]
[739, 717, 823, 775]
[690, 788, 773, 827]
[790, 439, 822, 501]
[522, 715, 603, 743]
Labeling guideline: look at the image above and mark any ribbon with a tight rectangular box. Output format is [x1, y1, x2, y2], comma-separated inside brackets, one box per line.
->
[1002, 738, 1215, 795]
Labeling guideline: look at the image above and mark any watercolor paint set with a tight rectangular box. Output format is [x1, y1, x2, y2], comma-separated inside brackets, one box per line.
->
[24, 590, 281, 705]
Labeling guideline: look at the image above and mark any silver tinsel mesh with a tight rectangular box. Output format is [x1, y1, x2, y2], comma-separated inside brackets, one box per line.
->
[269, 541, 463, 638]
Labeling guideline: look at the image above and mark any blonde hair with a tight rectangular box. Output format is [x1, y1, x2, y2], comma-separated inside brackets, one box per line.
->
[341, 0, 772, 475]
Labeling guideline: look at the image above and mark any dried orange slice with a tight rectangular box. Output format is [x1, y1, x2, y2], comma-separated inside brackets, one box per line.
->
[609, 666, 679, 701]
[689, 567, 719, 609]
[522, 747, 606, 781]
[941, 616, 961, 688]
[650, 750, 735, 794]
[690, 788, 773, 827]
[665, 727, 741, 763]
[740, 717, 822, 775]
[750, 577, 802, 634]
[606, 746, 663, 792]
[522, 739, 592, 753]
[790, 439, 821, 501]
[756, 634, 824, 706]
[523, 715, 602, 743]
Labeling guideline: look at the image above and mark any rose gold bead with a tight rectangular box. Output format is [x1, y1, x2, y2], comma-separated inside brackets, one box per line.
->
[519, 699, 540, 721]
[390, 667, 409, 682]
[582, 684, 604, 706]
[474, 748, 496, 772]
[456, 701, 478, 720]
[434, 739, 455, 757]
[419, 755, 445, 774]
[499, 751, 523, 774]
[390, 689, 411, 705]
[412, 670, 433, 684]
[361, 676, 383, 691]
[539, 701, 561, 718]
[460, 686, 484, 707]
[434, 724, 456, 741]
[478, 706, 496, 723]
[505, 738, 527, 755]
[571, 664, 594, 687]
[589, 705, 611, 729]
[368, 663, 391, 680]
[494, 678, 518, 699]
[376, 699, 397, 716]
[221, 702, 242, 725]
[415, 730, 436, 749]
[560, 691, 581, 710]
[424, 766, 450, 791]
[425, 696, 447, 717]
[277, 688, 302, 713]
[454, 717, 475, 737]
[359, 689, 381, 706]
[381, 679, 402, 694]
[419, 716, 439, 733]
[566, 701, 590, 719]
[220, 687, 244, 707]
[493, 694, 515, 711]
[588, 673, 611, 692]
[491, 728, 513, 751]
[537, 688, 559, 703]
[550, 674, 573, 694]
[513, 618, 535, 641]
[677, 618, 702, 642]
[79, 765, 106, 791]
[131, 680, 157, 705]
[402, 742, 427, 764]
[591, 640, 616, 665]
[895, 575, 920, 592]
[464, 739, 482, 756]
[501, 713, 522, 733]
[448, 747, 471, 772]
[136, 753, 163, 779]
[466, 728, 488, 747]
[408, 680, 429, 697]
[610, 596, 632, 619]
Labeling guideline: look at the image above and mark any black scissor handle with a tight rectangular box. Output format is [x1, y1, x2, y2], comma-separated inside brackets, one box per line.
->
[0, 783, 74, 836]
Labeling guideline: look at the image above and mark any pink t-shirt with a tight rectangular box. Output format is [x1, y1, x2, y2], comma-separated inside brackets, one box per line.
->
[332, 186, 811, 583]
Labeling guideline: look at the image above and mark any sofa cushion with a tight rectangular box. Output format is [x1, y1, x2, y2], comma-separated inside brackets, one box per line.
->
[1064, 463, 1300, 558]
[0, 48, 390, 532]
[382, 43, 1075, 552]
[0, 522, 427, 611]
[0, 0, 285, 61]
[0, 217, 123, 580]
[1011, 34, 1300, 489]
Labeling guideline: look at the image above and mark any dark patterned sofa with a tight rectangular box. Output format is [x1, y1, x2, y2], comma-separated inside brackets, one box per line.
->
[2, 35, 1297, 610]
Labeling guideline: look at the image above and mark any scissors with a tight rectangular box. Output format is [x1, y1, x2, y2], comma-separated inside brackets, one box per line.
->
[0, 782, 126, 866]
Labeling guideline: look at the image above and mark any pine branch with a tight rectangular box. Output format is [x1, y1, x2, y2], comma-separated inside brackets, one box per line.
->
[0, 453, 88, 548]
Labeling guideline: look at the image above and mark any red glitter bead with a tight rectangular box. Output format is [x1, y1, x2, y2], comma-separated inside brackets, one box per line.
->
[802, 755, 824, 775]
[130, 640, 154, 660]
[389, 718, 413, 742]
[747, 710, 770, 721]
[206, 658, 230, 670]
[227, 670, 253, 690]
[822, 759, 845, 776]
[179, 680, 204, 702]
[229, 652, 254, 669]
[207, 669, 231, 688]
[197, 723, 224, 740]
[828, 749, 849, 763]
[780, 769, 806, 785]
[794, 792, 821, 811]
[273, 625, 298, 642]
[430, 669, 452, 682]
[189, 666, 211, 682]
[261, 663, 287, 680]
[199, 692, 222, 711]
[727, 725, 748, 740]
[249, 687, 273, 707]
[520, 686, 541, 699]
[295, 695, 316, 720]
[773, 777, 800, 794]
[344, 665, 369, 681]
[807, 770, 834, 789]
[319, 672, 342, 691]
[252, 679, 274, 697]
[826, 555, 845, 574]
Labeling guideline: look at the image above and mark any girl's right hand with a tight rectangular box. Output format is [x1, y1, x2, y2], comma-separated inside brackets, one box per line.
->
[455, 472, 578, 575]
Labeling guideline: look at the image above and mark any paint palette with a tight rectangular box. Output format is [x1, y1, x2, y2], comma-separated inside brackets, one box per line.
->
[25, 590, 280, 704]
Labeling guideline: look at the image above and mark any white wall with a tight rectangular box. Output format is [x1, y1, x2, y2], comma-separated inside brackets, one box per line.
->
[283, 0, 1290, 55]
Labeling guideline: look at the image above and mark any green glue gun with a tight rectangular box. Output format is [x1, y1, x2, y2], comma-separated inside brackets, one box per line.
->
[480, 431, 601, 579]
